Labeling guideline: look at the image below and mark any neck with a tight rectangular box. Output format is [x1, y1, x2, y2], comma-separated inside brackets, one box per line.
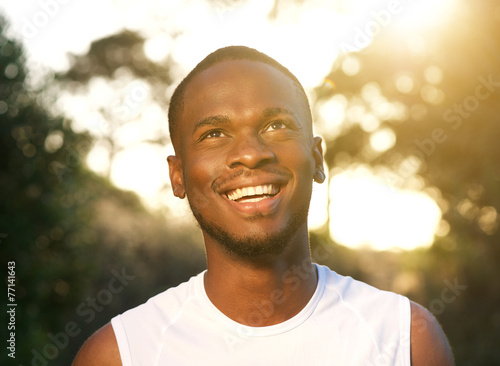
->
[203, 229, 318, 327]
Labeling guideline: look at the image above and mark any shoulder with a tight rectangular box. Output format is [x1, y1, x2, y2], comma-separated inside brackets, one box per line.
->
[410, 301, 455, 366]
[73, 323, 122, 366]
[321, 265, 402, 307]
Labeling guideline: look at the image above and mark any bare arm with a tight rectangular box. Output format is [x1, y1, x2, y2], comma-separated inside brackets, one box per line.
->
[73, 323, 122, 366]
[410, 301, 455, 366]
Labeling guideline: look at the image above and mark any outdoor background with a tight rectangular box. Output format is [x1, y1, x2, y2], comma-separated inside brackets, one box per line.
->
[1, 0, 499, 364]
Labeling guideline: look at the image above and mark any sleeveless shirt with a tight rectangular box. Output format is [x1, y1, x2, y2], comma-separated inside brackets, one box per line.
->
[111, 264, 411, 365]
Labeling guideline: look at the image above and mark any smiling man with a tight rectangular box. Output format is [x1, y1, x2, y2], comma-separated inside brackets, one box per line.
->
[73, 46, 454, 365]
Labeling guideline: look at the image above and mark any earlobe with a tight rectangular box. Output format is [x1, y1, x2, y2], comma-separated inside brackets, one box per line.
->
[312, 136, 325, 183]
[314, 170, 326, 183]
[167, 155, 186, 199]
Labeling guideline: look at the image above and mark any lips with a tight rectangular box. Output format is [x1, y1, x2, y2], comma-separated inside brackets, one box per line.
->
[226, 184, 281, 203]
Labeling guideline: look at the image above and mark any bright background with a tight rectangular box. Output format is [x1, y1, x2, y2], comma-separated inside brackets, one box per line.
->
[2, 0, 464, 251]
[1, 1, 500, 364]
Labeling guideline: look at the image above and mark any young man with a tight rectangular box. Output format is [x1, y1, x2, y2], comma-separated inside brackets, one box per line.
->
[73, 46, 455, 365]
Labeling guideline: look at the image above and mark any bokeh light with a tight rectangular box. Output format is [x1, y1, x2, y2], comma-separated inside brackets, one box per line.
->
[0, 0, 464, 251]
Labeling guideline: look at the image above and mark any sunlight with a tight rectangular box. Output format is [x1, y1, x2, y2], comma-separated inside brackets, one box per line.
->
[109, 143, 169, 207]
[168, 0, 341, 89]
[0, 0, 460, 252]
[329, 166, 441, 251]
[308, 169, 330, 230]
[391, 0, 458, 32]
[94, 0, 454, 251]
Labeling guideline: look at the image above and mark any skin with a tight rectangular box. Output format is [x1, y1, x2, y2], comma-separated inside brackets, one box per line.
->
[73, 60, 454, 365]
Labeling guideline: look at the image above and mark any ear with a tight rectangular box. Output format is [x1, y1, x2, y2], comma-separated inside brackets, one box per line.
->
[312, 136, 325, 183]
[167, 155, 186, 199]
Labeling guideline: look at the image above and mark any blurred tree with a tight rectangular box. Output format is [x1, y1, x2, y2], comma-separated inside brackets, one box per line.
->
[313, 0, 500, 363]
[0, 16, 204, 365]
[50, 30, 174, 180]
[8, 0, 497, 363]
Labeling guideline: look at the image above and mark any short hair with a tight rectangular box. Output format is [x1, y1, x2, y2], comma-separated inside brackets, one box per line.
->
[168, 45, 311, 150]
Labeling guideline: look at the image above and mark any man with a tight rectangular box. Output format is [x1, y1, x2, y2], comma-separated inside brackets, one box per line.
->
[73, 46, 454, 365]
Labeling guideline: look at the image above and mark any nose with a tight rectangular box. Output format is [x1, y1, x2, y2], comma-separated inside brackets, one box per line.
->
[226, 132, 276, 169]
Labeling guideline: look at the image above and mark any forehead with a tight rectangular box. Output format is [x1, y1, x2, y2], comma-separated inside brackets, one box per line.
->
[180, 60, 310, 132]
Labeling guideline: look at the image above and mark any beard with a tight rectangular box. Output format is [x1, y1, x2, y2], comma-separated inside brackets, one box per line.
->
[190, 202, 310, 259]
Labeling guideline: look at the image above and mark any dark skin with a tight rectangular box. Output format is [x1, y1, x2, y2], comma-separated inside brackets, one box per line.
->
[73, 60, 455, 365]
[169, 60, 323, 326]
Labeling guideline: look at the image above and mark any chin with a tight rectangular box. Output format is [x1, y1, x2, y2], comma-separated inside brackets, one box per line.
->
[193, 209, 308, 259]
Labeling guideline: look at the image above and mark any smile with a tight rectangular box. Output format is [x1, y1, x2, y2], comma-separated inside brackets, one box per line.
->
[225, 184, 281, 203]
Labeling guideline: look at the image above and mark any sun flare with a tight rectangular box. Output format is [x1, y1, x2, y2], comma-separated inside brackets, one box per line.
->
[0, 0, 459, 251]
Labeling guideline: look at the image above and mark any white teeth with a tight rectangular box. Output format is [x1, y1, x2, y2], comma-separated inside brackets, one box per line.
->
[225, 184, 280, 201]
[262, 185, 270, 194]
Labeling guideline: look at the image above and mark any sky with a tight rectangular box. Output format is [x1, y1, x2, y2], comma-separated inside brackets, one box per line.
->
[0, 0, 459, 250]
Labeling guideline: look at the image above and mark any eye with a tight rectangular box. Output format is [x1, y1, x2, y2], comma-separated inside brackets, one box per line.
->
[201, 130, 225, 140]
[265, 120, 288, 132]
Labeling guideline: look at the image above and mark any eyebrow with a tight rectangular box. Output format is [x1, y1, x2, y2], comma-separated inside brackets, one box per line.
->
[192, 115, 231, 135]
[262, 107, 302, 130]
[262, 107, 296, 119]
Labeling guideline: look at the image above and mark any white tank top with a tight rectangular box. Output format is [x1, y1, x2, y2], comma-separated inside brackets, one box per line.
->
[111, 264, 411, 365]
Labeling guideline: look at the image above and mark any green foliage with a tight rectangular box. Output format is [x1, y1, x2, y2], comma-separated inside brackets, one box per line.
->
[2, 0, 500, 364]
[313, 1, 500, 363]
[0, 16, 204, 365]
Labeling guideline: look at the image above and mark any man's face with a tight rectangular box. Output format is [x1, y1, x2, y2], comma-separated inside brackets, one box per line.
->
[168, 60, 324, 257]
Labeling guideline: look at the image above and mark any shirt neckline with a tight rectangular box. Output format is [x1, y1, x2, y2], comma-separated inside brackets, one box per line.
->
[196, 263, 326, 337]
